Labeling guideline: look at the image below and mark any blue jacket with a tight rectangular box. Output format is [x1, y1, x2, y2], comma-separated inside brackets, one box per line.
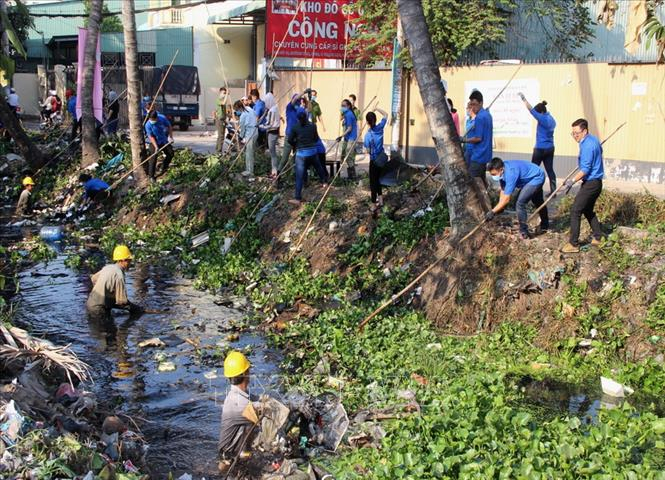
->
[364, 117, 387, 161]
[530, 108, 556, 150]
[342, 108, 358, 141]
[500, 160, 545, 195]
[83, 178, 110, 199]
[253, 99, 266, 123]
[144, 113, 171, 145]
[468, 108, 493, 164]
[578, 134, 604, 181]
[67, 96, 77, 117]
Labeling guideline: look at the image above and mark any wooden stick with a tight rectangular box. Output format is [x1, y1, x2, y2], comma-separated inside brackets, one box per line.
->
[527, 121, 627, 223]
[143, 49, 179, 125]
[413, 64, 523, 187]
[358, 219, 487, 331]
[109, 141, 174, 190]
[288, 96, 378, 260]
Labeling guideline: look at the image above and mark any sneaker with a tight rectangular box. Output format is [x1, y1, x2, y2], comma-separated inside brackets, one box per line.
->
[535, 225, 549, 235]
[288, 199, 302, 206]
[519, 232, 530, 240]
[561, 243, 580, 253]
[590, 237, 602, 246]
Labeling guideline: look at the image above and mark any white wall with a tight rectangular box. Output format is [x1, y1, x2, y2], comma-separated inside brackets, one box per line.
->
[12, 73, 41, 117]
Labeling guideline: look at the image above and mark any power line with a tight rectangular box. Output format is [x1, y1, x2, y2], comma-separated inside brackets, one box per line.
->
[27, 0, 231, 18]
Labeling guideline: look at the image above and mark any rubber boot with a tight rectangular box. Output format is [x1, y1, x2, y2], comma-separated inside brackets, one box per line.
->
[347, 166, 356, 181]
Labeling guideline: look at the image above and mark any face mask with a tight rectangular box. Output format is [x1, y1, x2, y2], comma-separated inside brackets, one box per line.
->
[311, 96, 317, 102]
[340, 107, 348, 113]
[235, 110, 242, 117]
[149, 120, 157, 125]
[490, 174, 501, 182]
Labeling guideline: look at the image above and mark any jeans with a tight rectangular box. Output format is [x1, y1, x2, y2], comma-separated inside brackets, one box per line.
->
[280, 140, 294, 173]
[106, 118, 118, 135]
[148, 143, 174, 179]
[516, 182, 548, 234]
[532, 147, 556, 193]
[244, 132, 257, 175]
[369, 160, 384, 203]
[569, 179, 603, 245]
[295, 154, 327, 200]
[215, 118, 225, 152]
[267, 130, 280, 174]
[341, 140, 356, 168]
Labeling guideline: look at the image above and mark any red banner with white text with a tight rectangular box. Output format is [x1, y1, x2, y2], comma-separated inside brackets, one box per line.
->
[266, 0, 360, 60]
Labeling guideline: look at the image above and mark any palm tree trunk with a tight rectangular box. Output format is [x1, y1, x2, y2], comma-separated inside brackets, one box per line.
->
[397, 0, 488, 234]
[80, 0, 103, 167]
[122, 0, 148, 188]
[0, 100, 45, 169]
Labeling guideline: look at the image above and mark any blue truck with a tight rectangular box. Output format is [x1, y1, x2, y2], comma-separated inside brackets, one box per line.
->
[148, 65, 200, 131]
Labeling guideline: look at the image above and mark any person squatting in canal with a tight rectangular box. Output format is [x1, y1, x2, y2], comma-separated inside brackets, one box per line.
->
[15, 176, 35, 217]
[218, 351, 266, 472]
[86, 245, 144, 317]
[485, 157, 549, 239]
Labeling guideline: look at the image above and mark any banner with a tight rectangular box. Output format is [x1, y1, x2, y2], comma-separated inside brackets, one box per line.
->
[76, 27, 103, 123]
[464, 78, 540, 138]
[266, 0, 359, 59]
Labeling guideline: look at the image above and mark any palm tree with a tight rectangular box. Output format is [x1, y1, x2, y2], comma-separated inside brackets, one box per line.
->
[122, 0, 148, 187]
[80, 0, 103, 167]
[396, 0, 487, 233]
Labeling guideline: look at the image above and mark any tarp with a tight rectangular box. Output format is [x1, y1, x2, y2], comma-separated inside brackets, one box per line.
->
[149, 65, 201, 96]
[75, 27, 103, 123]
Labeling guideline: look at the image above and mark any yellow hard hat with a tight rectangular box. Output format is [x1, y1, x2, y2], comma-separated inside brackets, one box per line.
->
[224, 351, 250, 378]
[22, 177, 35, 186]
[112, 245, 133, 261]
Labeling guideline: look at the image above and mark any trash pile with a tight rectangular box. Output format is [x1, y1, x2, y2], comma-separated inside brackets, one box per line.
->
[0, 325, 148, 479]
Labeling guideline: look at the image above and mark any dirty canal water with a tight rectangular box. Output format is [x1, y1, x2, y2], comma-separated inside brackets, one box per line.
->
[14, 246, 282, 479]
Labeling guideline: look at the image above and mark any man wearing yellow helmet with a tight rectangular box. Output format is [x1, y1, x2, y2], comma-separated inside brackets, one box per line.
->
[16, 177, 35, 217]
[218, 350, 260, 469]
[86, 245, 143, 316]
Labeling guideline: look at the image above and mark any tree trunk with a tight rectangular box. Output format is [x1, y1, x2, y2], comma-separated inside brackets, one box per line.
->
[0, 100, 45, 169]
[122, 0, 148, 188]
[397, 0, 488, 234]
[81, 0, 102, 167]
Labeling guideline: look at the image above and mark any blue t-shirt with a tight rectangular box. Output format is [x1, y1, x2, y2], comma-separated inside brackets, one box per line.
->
[83, 178, 110, 198]
[578, 134, 604, 181]
[144, 113, 171, 145]
[67, 96, 77, 117]
[363, 117, 387, 160]
[530, 108, 556, 149]
[285, 102, 302, 137]
[469, 108, 492, 164]
[500, 160, 545, 195]
[253, 99, 266, 122]
[316, 139, 326, 155]
[342, 108, 358, 141]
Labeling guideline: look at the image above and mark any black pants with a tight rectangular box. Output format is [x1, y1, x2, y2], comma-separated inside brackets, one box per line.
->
[532, 147, 556, 193]
[71, 119, 80, 140]
[148, 143, 174, 179]
[369, 160, 384, 203]
[569, 179, 603, 245]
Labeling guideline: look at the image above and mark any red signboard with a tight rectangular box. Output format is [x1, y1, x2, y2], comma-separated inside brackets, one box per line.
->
[266, 0, 359, 60]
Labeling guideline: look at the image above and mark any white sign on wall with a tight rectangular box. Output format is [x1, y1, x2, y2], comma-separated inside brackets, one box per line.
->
[464, 78, 540, 138]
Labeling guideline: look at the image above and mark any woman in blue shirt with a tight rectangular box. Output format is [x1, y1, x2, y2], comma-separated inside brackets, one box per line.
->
[363, 107, 388, 212]
[520, 94, 557, 193]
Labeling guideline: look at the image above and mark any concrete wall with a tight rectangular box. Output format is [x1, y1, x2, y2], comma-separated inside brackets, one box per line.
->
[274, 63, 665, 185]
[13, 73, 41, 117]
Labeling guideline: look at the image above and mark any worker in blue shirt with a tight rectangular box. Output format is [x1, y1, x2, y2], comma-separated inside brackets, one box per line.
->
[279, 91, 308, 174]
[520, 93, 557, 193]
[485, 158, 549, 239]
[79, 173, 110, 203]
[336, 98, 359, 180]
[461, 90, 493, 186]
[364, 107, 388, 212]
[144, 110, 174, 180]
[67, 93, 79, 140]
[561, 118, 605, 253]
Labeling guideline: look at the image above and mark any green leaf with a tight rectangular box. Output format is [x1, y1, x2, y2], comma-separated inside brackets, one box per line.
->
[0, 10, 26, 58]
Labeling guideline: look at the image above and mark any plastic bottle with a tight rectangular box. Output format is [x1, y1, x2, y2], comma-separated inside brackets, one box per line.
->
[39, 225, 64, 241]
